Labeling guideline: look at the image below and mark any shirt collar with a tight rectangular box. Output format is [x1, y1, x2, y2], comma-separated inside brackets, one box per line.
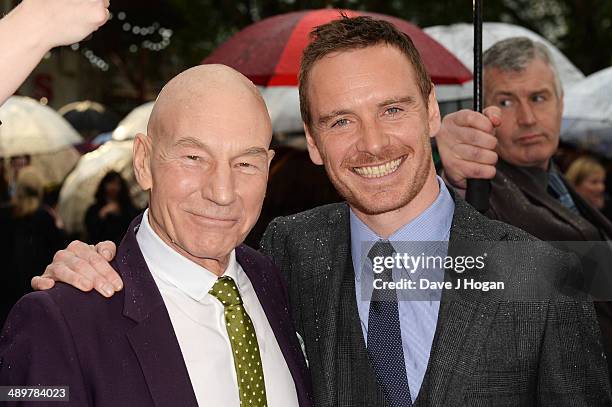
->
[501, 158, 562, 191]
[350, 176, 455, 281]
[136, 209, 239, 302]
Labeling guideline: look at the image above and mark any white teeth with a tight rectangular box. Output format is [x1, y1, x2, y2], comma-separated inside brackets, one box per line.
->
[353, 158, 403, 178]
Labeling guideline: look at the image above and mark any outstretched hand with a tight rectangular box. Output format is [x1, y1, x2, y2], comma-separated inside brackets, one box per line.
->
[32, 240, 123, 298]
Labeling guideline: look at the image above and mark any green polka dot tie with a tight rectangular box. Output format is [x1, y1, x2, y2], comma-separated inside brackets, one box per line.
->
[209, 276, 268, 407]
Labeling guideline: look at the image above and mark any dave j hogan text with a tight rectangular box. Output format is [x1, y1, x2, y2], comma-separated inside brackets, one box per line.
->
[373, 278, 505, 292]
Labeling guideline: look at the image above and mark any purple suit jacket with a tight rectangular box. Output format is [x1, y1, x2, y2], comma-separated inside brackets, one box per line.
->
[0, 216, 313, 406]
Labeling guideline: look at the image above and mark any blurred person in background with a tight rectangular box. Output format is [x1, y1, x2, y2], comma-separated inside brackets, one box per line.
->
[8, 167, 68, 302]
[565, 156, 606, 210]
[7, 154, 31, 197]
[0, 157, 9, 205]
[85, 171, 139, 246]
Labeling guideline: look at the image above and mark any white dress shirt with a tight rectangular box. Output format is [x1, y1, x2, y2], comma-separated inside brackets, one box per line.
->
[136, 210, 299, 407]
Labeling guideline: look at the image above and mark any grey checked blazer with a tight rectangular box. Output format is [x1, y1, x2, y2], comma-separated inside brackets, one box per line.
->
[260, 196, 612, 407]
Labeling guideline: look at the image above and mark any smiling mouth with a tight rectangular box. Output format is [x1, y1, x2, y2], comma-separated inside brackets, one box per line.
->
[189, 212, 238, 225]
[352, 156, 405, 178]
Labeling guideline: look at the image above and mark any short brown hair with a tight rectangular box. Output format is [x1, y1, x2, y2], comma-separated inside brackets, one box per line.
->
[298, 15, 433, 130]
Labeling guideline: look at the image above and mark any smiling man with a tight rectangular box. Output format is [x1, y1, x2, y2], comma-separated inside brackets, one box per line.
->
[30, 18, 611, 406]
[0, 65, 312, 407]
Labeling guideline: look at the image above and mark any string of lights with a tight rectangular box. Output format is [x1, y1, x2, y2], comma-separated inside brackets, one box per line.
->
[70, 10, 174, 71]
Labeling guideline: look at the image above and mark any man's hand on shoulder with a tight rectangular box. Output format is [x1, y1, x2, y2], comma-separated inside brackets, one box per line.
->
[436, 107, 502, 194]
[31, 240, 123, 298]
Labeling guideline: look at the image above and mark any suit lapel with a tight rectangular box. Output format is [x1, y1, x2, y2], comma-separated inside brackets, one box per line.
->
[126, 307, 199, 407]
[117, 218, 198, 407]
[306, 204, 387, 406]
[418, 199, 504, 406]
[499, 161, 594, 238]
[235, 245, 310, 405]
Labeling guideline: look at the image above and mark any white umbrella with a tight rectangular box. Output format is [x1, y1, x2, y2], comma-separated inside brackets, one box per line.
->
[424, 22, 585, 100]
[0, 96, 82, 157]
[561, 67, 612, 157]
[112, 101, 155, 141]
[58, 140, 148, 235]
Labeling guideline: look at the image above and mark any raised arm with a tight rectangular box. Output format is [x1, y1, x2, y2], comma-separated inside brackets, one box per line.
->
[0, 0, 109, 105]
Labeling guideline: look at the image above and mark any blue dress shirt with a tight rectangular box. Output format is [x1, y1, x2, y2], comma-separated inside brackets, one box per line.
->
[350, 177, 455, 402]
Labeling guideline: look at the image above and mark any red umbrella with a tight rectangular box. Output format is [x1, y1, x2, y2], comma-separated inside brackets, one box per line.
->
[202, 9, 472, 86]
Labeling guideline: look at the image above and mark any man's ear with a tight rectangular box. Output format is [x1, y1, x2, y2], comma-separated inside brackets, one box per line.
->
[304, 123, 324, 165]
[427, 85, 441, 138]
[267, 149, 275, 170]
[133, 133, 152, 191]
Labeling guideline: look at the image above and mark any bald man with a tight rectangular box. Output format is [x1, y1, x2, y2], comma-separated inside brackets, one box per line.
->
[0, 65, 312, 407]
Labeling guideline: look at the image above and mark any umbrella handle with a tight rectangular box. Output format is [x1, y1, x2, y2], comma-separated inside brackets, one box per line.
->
[466, 0, 490, 213]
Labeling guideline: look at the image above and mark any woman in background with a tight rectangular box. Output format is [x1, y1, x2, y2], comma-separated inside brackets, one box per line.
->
[566, 156, 607, 210]
[85, 171, 138, 245]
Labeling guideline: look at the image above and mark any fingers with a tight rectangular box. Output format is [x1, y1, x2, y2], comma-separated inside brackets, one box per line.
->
[64, 241, 121, 296]
[37, 241, 117, 297]
[443, 110, 498, 149]
[483, 106, 502, 127]
[31, 276, 56, 291]
[95, 241, 122, 291]
[443, 159, 497, 190]
[95, 240, 117, 261]
[451, 143, 498, 167]
[42, 260, 95, 292]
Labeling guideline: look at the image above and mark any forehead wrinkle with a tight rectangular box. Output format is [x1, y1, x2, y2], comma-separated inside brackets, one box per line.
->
[242, 146, 267, 155]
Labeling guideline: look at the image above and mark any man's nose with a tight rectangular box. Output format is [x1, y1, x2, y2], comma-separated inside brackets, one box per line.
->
[205, 163, 236, 206]
[355, 119, 389, 155]
[516, 101, 537, 126]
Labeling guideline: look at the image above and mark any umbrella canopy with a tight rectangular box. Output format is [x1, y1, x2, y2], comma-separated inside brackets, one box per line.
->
[112, 102, 155, 141]
[424, 22, 585, 100]
[58, 100, 120, 138]
[561, 67, 612, 158]
[0, 96, 82, 157]
[58, 140, 148, 235]
[203, 9, 471, 87]
[203, 9, 471, 134]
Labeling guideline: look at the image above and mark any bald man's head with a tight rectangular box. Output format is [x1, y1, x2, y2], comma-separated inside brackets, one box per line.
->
[147, 65, 272, 144]
[132, 64, 275, 275]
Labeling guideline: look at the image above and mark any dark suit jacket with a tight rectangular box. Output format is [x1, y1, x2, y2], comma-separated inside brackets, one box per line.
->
[260, 197, 612, 407]
[488, 159, 612, 381]
[0, 216, 312, 407]
[488, 160, 612, 241]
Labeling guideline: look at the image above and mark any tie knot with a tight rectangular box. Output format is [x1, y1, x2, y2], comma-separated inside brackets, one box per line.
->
[209, 276, 243, 307]
[367, 240, 395, 263]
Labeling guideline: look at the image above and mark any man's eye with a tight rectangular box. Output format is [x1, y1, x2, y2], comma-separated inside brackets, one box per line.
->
[532, 94, 546, 103]
[331, 118, 349, 128]
[499, 99, 513, 108]
[384, 107, 402, 115]
[238, 162, 253, 168]
[186, 155, 200, 161]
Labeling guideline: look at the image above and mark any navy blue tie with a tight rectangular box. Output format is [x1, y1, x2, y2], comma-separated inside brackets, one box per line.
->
[367, 240, 412, 407]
